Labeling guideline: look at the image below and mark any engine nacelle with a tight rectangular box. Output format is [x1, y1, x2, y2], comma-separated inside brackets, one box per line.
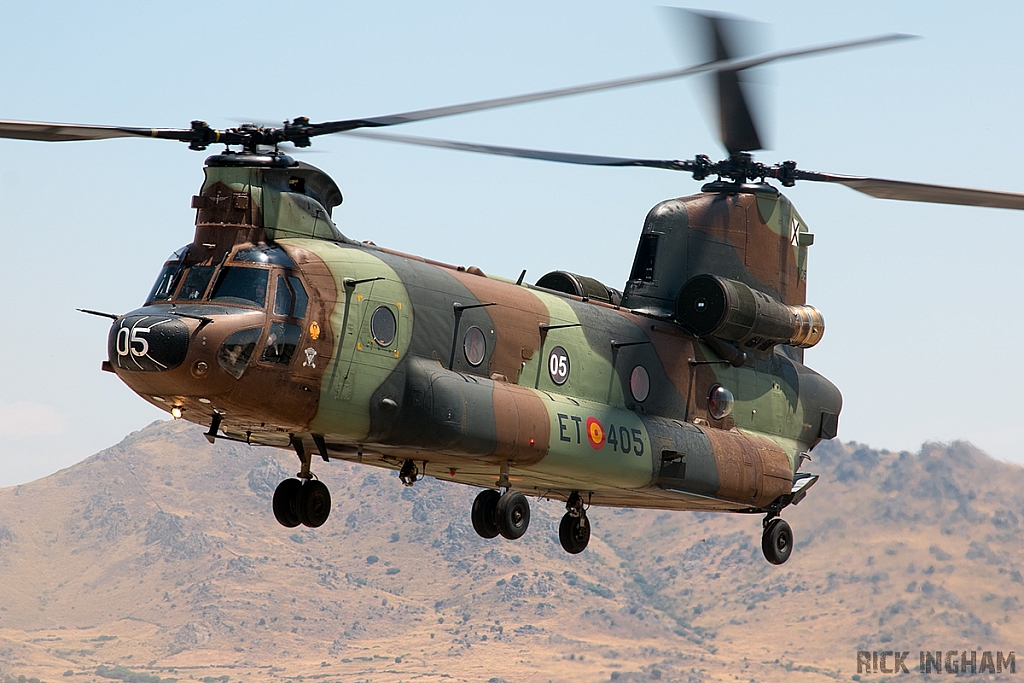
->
[535, 270, 622, 305]
[676, 274, 824, 351]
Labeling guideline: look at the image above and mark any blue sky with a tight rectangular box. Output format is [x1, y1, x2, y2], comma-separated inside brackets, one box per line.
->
[1, 1, 1022, 485]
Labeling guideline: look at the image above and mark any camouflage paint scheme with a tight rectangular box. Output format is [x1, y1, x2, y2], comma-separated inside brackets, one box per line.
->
[109, 156, 841, 514]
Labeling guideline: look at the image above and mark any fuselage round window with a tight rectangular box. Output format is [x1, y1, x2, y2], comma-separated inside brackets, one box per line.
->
[371, 306, 397, 347]
[630, 365, 650, 402]
[463, 326, 486, 366]
[708, 384, 735, 420]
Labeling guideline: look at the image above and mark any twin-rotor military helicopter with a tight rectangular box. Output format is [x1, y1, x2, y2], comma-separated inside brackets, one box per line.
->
[6, 12, 1024, 564]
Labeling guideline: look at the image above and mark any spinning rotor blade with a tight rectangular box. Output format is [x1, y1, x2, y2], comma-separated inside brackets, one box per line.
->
[343, 130, 687, 170]
[794, 170, 1024, 210]
[309, 32, 910, 136]
[346, 129, 1024, 212]
[0, 32, 911, 151]
[0, 120, 193, 143]
[678, 9, 764, 153]
[670, 10, 915, 155]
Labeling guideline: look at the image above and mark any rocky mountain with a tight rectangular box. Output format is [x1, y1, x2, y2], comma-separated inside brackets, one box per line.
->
[0, 421, 1022, 682]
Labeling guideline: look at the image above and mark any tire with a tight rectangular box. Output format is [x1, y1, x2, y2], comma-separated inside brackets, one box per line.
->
[762, 518, 793, 565]
[471, 489, 501, 539]
[495, 490, 531, 540]
[558, 512, 591, 554]
[272, 478, 303, 528]
[297, 479, 332, 528]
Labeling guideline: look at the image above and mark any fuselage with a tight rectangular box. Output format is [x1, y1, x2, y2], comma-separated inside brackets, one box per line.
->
[110, 233, 841, 513]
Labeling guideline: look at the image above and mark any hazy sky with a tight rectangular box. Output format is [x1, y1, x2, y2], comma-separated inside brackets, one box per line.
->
[1, 1, 1021, 486]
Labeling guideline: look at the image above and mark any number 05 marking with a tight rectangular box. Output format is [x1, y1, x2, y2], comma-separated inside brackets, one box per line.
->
[116, 325, 151, 357]
[548, 346, 570, 385]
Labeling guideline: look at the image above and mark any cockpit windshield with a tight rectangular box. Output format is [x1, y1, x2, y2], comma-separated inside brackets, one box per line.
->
[209, 267, 269, 307]
[178, 266, 216, 301]
[145, 243, 306, 311]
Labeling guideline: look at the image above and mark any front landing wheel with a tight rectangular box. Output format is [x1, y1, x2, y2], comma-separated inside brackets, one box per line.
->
[558, 512, 590, 554]
[761, 518, 793, 565]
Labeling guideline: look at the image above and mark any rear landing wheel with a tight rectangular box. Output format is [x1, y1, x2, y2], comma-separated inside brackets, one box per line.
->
[761, 518, 793, 565]
[273, 478, 303, 528]
[496, 490, 530, 540]
[297, 479, 332, 528]
[471, 489, 501, 539]
[558, 512, 591, 554]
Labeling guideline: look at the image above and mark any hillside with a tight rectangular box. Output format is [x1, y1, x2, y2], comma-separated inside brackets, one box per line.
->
[1, 421, 1022, 682]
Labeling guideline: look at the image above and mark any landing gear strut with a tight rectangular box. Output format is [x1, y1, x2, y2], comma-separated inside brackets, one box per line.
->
[470, 488, 531, 540]
[558, 491, 591, 554]
[760, 512, 793, 565]
[399, 459, 422, 487]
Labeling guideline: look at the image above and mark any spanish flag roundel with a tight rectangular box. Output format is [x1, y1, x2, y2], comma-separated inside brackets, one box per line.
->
[586, 417, 605, 450]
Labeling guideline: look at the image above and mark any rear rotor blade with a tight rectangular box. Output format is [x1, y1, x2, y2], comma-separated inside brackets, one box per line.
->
[671, 8, 914, 155]
[342, 130, 687, 170]
[682, 9, 764, 153]
[794, 170, 1024, 210]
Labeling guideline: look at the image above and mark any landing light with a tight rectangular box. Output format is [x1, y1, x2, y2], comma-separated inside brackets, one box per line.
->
[171, 406, 183, 419]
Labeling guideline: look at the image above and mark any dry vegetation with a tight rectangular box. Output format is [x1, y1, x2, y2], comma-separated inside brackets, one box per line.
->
[1, 421, 1022, 682]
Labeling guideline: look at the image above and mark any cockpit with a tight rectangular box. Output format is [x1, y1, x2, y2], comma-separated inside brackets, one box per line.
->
[141, 242, 311, 379]
[146, 243, 304, 308]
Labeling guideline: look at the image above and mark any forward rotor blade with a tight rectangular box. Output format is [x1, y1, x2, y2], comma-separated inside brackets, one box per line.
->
[343, 130, 686, 170]
[796, 170, 1024, 210]
[0, 33, 913, 148]
[0, 120, 192, 143]
[311, 33, 914, 136]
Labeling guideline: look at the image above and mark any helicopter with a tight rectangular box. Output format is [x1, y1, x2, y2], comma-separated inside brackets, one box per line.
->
[4, 11, 1024, 565]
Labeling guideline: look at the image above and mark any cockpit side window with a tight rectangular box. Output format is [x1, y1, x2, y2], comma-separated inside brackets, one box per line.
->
[147, 265, 184, 302]
[210, 267, 269, 307]
[260, 322, 301, 366]
[289, 276, 308, 318]
[218, 327, 263, 378]
[146, 245, 190, 303]
[273, 275, 310, 318]
[274, 275, 292, 316]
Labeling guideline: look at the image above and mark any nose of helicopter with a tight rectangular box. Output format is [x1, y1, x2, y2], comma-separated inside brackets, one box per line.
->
[105, 305, 271, 414]
[108, 314, 191, 372]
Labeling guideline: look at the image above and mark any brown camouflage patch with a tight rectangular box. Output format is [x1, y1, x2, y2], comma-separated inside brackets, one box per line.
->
[686, 192, 806, 306]
[490, 382, 550, 466]
[191, 181, 267, 264]
[703, 427, 793, 507]
[449, 270, 551, 383]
